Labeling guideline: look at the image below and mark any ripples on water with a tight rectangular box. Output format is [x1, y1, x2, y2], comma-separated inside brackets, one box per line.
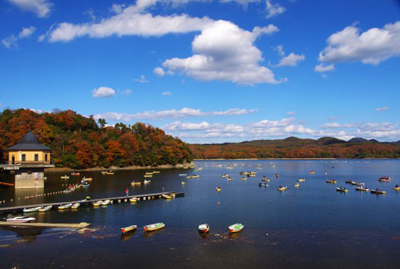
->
[1, 159, 400, 268]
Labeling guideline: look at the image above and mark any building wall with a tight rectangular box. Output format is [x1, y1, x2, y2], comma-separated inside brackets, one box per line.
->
[8, 151, 51, 164]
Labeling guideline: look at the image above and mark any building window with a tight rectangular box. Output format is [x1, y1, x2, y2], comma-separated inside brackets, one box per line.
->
[34, 154, 39, 161]
[22, 154, 26, 162]
[45, 154, 48, 162]
[12, 155, 15, 164]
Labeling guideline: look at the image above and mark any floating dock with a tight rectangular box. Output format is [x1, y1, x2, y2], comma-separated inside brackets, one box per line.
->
[0, 191, 184, 214]
[0, 221, 90, 228]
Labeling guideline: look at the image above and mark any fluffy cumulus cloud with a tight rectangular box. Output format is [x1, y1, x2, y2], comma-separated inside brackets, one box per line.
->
[161, 21, 282, 85]
[2, 26, 36, 48]
[134, 75, 149, 83]
[94, 107, 257, 121]
[92, 87, 116, 98]
[275, 53, 305, 67]
[319, 21, 400, 65]
[265, 0, 286, 18]
[6, 0, 52, 18]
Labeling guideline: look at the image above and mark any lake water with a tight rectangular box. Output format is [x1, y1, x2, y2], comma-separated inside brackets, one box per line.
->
[1, 159, 400, 268]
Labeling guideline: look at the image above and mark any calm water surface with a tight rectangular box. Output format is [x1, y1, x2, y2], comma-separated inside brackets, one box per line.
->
[1, 159, 400, 268]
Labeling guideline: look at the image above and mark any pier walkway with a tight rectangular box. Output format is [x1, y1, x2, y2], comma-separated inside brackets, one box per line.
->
[0, 191, 184, 214]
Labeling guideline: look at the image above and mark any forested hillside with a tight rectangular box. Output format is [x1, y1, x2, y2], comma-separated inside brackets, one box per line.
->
[190, 137, 400, 159]
[0, 109, 193, 168]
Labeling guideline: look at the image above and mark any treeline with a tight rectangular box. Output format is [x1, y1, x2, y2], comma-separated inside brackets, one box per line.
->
[190, 137, 400, 159]
[0, 109, 193, 169]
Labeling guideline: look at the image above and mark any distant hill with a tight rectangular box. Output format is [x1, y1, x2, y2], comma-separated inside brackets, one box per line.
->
[190, 136, 400, 159]
[0, 109, 193, 169]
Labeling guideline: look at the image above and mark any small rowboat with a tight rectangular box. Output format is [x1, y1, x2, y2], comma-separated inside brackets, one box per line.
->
[275, 174, 279, 178]
[71, 172, 80, 176]
[6, 215, 35, 223]
[198, 223, 210, 233]
[179, 174, 187, 177]
[121, 224, 137, 234]
[221, 174, 229, 178]
[23, 207, 41, 213]
[144, 174, 152, 178]
[310, 170, 315, 174]
[152, 171, 160, 174]
[277, 186, 288, 191]
[71, 203, 80, 209]
[336, 187, 348, 192]
[102, 200, 110, 206]
[298, 178, 305, 182]
[61, 175, 69, 179]
[355, 186, 369, 192]
[106, 171, 114, 175]
[82, 177, 92, 182]
[131, 181, 141, 186]
[227, 177, 233, 181]
[93, 201, 102, 207]
[394, 186, 400, 191]
[58, 203, 72, 210]
[143, 222, 165, 232]
[181, 181, 186, 185]
[229, 223, 244, 233]
[371, 189, 386, 195]
[216, 186, 221, 192]
[259, 182, 268, 187]
[241, 177, 247, 181]
[295, 182, 300, 188]
[144, 180, 151, 184]
[38, 205, 52, 212]
[326, 179, 337, 184]
[130, 197, 138, 203]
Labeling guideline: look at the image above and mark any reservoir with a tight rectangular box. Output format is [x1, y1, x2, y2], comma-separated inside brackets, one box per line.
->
[1, 159, 400, 268]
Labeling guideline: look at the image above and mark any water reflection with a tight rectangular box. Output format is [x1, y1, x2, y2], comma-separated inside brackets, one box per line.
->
[120, 230, 136, 241]
[0, 226, 45, 243]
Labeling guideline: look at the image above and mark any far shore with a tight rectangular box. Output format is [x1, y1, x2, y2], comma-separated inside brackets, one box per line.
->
[45, 162, 194, 172]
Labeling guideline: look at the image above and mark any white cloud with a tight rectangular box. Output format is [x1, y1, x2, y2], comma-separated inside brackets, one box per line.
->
[47, 6, 214, 42]
[154, 67, 166, 77]
[6, 0, 52, 18]
[2, 26, 36, 48]
[162, 21, 282, 85]
[376, 106, 389, 112]
[286, 111, 295, 115]
[163, 121, 210, 131]
[94, 107, 257, 121]
[134, 75, 149, 83]
[266, 0, 286, 18]
[162, 91, 172, 96]
[314, 63, 335, 72]
[319, 21, 400, 65]
[275, 53, 305, 67]
[110, 3, 126, 14]
[92, 87, 116, 98]
[121, 89, 132, 95]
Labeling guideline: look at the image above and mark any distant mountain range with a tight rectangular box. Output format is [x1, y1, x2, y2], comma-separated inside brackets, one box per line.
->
[190, 136, 400, 159]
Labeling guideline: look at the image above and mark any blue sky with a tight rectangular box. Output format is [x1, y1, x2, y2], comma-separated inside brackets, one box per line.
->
[1, 0, 400, 143]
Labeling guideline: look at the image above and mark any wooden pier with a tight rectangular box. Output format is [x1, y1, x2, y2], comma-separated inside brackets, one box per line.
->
[0, 191, 184, 214]
[0, 221, 90, 228]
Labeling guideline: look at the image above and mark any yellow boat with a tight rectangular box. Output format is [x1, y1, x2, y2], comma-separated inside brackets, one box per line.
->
[298, 178, 305, 182]
[130, 197, 138, 203]
[162, 194, 171, 199]
[121, 224, 137, 234]
[278, 186, 287, 191]
[216, 186, 221, 192]
[295, 182, 300, 188]
[181, 181, 186, 185]
[394, 186, 400, 191]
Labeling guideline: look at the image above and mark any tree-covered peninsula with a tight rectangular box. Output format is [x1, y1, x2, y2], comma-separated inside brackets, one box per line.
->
[0, 109, 193, 169]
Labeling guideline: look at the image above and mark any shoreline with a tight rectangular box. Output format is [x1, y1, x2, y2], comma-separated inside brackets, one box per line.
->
[193, 157, 398, 160]
[45, 162, 194, 172]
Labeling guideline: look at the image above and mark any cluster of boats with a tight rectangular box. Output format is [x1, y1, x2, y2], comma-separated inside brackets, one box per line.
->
[120, 222, 244, 235]
[240, 171, 257, 177]
[186, 175, 200, 179]
[329, 177, 396, 194]
[101, 170, 114, 175]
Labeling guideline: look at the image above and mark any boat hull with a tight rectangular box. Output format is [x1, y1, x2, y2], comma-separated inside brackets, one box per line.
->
[143, 223, 165, 232]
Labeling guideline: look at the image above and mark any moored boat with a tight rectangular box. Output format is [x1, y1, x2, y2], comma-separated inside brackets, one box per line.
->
[144, 180, 151, 184]
[6, 215, 35, 223]
[58, 203, 72, 210]
[259, 182, 268, 187]
[61, 175, 69, 179]
[216, 186, 221, 192]
[93, 201, 102, 207]
[198, 223, 210, 233]
[71, 203, 80, 209]
[275, 174, 279, 178]
[277, 186, 287, 191]
[378, 176, 391, 182]
[336, 187, 348, 192]
[143, 222, 165, 232]
[130, 197, 138, 203]
[295, 182, 300, 188]
[71, 172, 80, 176]
[298, 178, 305, 182]
[181, 181, 186, 185]
[371, 188, 386, 194]
[121, 224, 137, 234]
[355, 186, 369, 192]
[394, 185, 400, 191]
[38, 205, 52, 212]
[23, 207, 41, 213]
[102, 199, 110, 206]
[162, 194, 171, 199]
[310, 170, 315, 174]
[228, 223, 244, 233]
[131, 181, 141, 186]
[326, 179, 337, 184]
[221, 174, 229, 178]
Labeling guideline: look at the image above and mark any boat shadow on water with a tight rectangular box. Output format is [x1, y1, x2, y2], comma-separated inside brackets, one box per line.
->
[120, 230, 137, 241]
[143, 228, 165, 239]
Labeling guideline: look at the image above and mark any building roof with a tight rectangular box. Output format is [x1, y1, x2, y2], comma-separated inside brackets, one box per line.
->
[7, 131, 51, 151]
